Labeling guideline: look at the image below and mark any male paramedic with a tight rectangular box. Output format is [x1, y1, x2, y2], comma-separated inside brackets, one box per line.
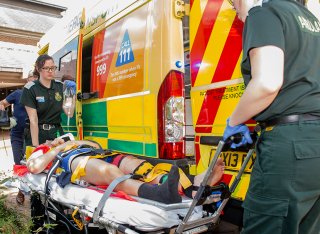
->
[27, 138, 225, 204]
[223, 0, 320, 233]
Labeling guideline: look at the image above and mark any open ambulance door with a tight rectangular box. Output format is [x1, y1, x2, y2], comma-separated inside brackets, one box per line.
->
[74, 10, 86, 140]
[43, 8, 85, 139]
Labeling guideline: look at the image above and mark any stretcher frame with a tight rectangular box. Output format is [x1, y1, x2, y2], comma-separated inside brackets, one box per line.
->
[22, 139, 254, 234]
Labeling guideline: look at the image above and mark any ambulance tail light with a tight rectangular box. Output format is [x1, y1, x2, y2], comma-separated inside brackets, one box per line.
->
[157, 70, 185, 159]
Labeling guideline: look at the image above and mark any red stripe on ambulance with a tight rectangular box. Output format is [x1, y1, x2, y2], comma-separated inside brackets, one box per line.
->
[190, 0, 194, 10]
[221, 173, 233, 185]
[195, 18, 243, 133]
[190, 0, 224, 86]
[195, 87, 226, 133]
[211, 18, 243, 83]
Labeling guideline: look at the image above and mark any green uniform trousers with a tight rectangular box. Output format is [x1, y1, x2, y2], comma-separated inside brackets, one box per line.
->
[242, 120, 320, 234]
[24, 126, 64, 146]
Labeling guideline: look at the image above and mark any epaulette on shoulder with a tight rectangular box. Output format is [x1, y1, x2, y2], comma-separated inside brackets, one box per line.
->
[54, 79, 63, 84]
[24, 81, 35, 89]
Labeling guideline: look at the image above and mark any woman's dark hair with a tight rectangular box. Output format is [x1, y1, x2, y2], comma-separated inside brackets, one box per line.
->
[33, 54, 54, 78]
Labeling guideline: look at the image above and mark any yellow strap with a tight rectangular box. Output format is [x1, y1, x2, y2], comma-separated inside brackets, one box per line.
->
[71, 152, 119, 183]
[25, 146, 35, 160]
[178, 167, 193, 189]
[71, 156, 91, 183]
[142, 163, 192, 189]
[64, 143, 78, 151]
[72, 207, 84, 230]
[134, 161, 154, 176]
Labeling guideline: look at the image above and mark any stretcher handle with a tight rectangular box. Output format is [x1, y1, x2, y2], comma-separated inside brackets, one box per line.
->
[44, 157, 62, 196]
[206, 148, 255, 225]
[229, 148, 255, 193]
[93, 174, 132, 223]
[176, 148, 255, 233]
[175, 140, 225, 234]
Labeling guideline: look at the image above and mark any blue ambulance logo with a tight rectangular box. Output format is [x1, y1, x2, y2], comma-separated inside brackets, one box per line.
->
[116, 30, 134, 67]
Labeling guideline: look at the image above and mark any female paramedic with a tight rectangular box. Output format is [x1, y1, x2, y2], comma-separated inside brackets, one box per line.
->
[223, 0, 320, 233]
[21, 54, 76, 147]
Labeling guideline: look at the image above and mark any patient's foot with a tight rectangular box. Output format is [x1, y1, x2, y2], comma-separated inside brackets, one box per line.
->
[138, 165, 181, 204]
[192, 158, 225, 197]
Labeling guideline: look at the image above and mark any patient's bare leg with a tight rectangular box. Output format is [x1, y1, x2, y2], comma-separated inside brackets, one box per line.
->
[194, 158, 225, 187]
[191, 157, 225, 198]
[118, 156, 225, 192]
[71, 157, 181, 204]
[117, 155, 146, 174]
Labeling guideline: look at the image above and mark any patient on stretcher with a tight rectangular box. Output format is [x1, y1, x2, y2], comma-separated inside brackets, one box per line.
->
[26, 138, 225, 204]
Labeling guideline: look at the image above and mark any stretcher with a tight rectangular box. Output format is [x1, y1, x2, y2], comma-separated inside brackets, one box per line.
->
[16, 138, 254, 234]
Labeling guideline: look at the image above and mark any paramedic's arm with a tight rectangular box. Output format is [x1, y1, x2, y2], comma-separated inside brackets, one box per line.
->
[27, 140, 97, 173]
[25, 106, 39, 147]
[229, 46, 284, 126]
[0, 99, 10, 110]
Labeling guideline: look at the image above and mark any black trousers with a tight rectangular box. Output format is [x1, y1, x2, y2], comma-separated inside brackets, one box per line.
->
[242, 120, 320, 234]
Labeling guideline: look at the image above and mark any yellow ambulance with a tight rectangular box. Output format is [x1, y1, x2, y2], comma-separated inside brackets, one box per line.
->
[39, 0, 318, 227]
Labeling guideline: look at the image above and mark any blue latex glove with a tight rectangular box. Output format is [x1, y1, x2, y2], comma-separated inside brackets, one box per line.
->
[64, 80, 76, 95]
[223, 118, 253, 149]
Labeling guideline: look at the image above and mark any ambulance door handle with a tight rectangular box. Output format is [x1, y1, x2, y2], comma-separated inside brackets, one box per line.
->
[77, 91, 99, 100]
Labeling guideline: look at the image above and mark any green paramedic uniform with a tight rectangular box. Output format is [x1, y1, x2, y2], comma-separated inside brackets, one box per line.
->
[241, 0, 320, 233]
[21, 79, 64, 146]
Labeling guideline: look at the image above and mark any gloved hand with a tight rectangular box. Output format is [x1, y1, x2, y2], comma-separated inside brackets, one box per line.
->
[64, 80, 76, 95]
[223, 118, 253, 149]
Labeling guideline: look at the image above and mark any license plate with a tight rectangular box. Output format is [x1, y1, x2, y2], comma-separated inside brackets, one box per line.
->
[210, 150, 256, 172]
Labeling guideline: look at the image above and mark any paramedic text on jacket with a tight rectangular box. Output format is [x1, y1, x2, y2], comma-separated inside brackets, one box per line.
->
[223, 0, 320, 233]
